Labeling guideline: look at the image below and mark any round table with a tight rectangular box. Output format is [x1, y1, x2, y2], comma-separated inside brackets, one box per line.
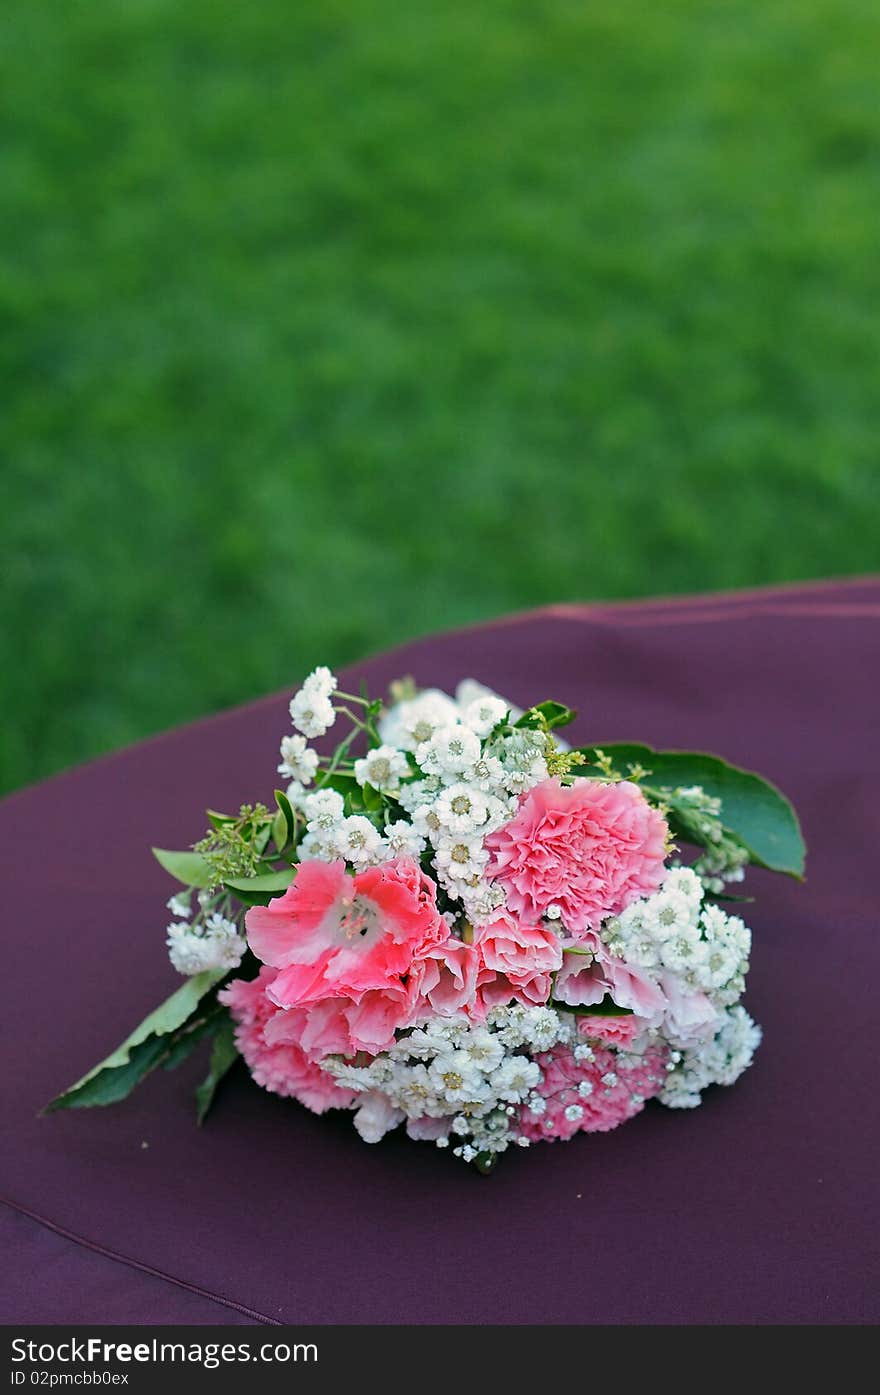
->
[3, 579, 878, 1324]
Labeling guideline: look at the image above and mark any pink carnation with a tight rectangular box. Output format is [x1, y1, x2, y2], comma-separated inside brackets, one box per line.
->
[519, 1040, 668, 1142]
[247, 857, 448, 1011]
[410, 939, 479, 1018]
[555, 942, 667, 1020]
[472, 910, 561, 1014]
[484, 777, 668, 939]
[576, 1014, 646, 1049]
[219, 968, 356, 1115]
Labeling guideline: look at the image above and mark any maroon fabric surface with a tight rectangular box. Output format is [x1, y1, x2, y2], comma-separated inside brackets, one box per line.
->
[3, 578, 879, 1325]
[0, 1205, 265, 1325]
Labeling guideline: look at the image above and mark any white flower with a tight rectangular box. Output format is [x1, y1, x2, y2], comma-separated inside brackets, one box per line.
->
[396, 775, 443, 814]
[334, 815, 385, 866]
[289, 688, 335, 739]
[166, 914, 246, 976]
[433, 833, 489, 885]
[658, 925, 705, 975]
[302, 788, 345, 830]
[495, 730, 548, 794]
[460, 694, 508, 738]
[277, 734, 319, 784]
[166, 892, 191, 919]
[455, 679, 521, 724]
[428, 1051, 489, 1106]
[352, 1091, 404, 1143]
[467, 754, 509, 795]
[383, 820, 426, 859]
[490, 1056, 542, 1102]
[458, 1028, 505, 1072]
[662, 866, 703, 906]
[354, 744, 409, 792]
[392, 1064, 441, 1116]
[297, 830, 338, 862]
[640, 888, 695, 942]
[379, 691, 460, 751]
[660, 1006, 761, 1106]
[459, 878, 506, 923]
[411, 801, 444, 844]
[520, 1006, 563, 1052]
[416, 724, 482, 778]
[301, 665, 338, 701]
[433, 782, 491, 835]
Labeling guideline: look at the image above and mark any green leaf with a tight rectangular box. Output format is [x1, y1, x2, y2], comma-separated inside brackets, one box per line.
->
[152, 847, 214, 888]
[195, 1018, 239, 1125]
[272, 808, 288, 854]
[577, 744, 806, 879]
[361, 782, 384, 812]
[45, 970, 224, 1111]
[515, 700, 577, 731]
[551, 994, 633, 1017]
[224, 868, 294, 896]
[161, 1007, 224, 1071]
[273, 788, 296, 851]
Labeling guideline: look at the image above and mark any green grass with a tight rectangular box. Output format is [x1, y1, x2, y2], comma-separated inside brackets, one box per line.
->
[2, 0, 879, 794]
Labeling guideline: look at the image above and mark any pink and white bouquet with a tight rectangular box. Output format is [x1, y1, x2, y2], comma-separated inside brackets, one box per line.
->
[49, 670, 804, 1171]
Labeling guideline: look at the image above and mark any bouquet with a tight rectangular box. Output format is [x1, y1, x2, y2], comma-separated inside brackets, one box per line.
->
[48, 669, 804, 1172]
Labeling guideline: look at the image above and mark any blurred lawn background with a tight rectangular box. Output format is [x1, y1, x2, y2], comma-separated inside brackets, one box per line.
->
[2, 0, 879, 795]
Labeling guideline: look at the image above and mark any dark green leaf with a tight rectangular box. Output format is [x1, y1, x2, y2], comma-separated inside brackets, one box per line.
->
[45, 970, 224, 1110]
[195, 1018, 239, 1125]
[577, 744, 805, 878]
[551, 994, 633, 1017]
[152, 847, 214, 888]
[161, 1007, 224, 1070]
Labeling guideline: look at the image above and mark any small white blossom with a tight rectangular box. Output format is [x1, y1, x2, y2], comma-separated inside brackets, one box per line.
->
[416, 724, 482, 778]
[277, 734, 319, 784]
[166, 892, 191, 919]
[468, 753, 508, 794]
[354, 744, 410, 792]
[166, 914, 246, 976]
[352, 1092, 404, 1143]
[289, 688, 336, 739]
[383, 820, 427, 859]
[433, 783, 491, 835]
[380, 691, 460, 751]
[433, 834, 489, 886]
[302, 788, 345, 830]
[660, 1006, 761, 1107]
[459, 878, 507, 923]
[301, 665, 337, 701]
[461, 694, 508, 738]
[334, 815, 385, 866]
[396, 775, 443, 814]
[490, 1056, 542, 1102]
[428, 1051, 489, 1106]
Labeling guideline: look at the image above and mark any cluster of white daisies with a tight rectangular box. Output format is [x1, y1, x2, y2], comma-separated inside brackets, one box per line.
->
[289, 676, 548, 927]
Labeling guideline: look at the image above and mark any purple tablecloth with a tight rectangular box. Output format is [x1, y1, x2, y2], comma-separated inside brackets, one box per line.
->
[3, 578, 879, 1325]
